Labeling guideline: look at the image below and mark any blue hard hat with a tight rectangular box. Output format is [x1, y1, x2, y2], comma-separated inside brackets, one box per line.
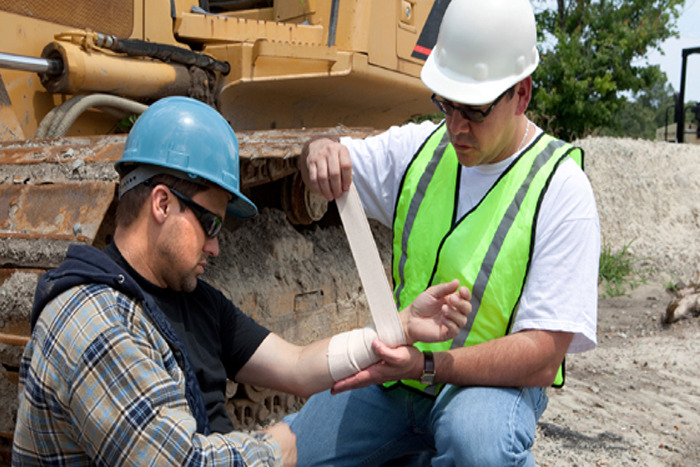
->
[115, 96, 257, 219]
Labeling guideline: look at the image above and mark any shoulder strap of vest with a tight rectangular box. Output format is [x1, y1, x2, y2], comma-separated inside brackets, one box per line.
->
[392, 121, 450, 228]
[392, 123, 457, 310]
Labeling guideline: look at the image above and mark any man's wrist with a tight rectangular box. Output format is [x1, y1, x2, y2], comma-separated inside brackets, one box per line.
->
[398, 308, 413, 345]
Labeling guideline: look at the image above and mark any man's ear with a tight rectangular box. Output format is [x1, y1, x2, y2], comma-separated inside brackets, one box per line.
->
[515, 76, 532, 116]
[150, 185, 172, 226]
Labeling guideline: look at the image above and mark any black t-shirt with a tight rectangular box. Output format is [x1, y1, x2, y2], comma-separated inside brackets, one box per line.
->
[104, 242, 270, 433]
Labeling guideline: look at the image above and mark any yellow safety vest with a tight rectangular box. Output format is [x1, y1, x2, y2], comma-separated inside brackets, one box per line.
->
[388, 123, 583, 395]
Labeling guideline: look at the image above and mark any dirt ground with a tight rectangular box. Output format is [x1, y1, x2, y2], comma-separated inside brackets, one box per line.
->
[532, 283, 700, 466]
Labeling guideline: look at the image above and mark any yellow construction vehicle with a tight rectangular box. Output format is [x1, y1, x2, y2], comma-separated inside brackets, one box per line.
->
[0, 0, 446, 455]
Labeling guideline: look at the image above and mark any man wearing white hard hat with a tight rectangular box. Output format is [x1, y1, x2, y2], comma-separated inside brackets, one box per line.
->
[287, 0, 600, 465]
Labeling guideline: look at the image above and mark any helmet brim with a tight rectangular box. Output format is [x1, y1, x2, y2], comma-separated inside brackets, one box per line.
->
[421, 50, 538, 106]
[227, 192, 258, 219]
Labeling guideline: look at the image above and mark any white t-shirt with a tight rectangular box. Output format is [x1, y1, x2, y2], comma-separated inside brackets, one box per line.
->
[341, 120, 599, 353]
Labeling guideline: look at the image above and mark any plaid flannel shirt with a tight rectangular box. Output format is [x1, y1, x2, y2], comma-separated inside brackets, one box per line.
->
[12, 283, 282, 466]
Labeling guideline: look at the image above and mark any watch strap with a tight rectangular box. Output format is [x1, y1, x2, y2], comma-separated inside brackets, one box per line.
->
[420, 351, 435, 385]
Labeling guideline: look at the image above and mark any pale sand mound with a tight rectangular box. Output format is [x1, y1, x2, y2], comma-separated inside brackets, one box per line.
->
[579, 137, 700, 284]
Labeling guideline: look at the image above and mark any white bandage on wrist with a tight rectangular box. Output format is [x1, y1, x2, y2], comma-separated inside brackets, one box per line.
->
[327, 183, 408, 382]
[327, 325, 379, 381]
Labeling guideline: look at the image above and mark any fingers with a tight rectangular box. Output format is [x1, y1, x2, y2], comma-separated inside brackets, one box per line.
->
[426, 278, 461, 299]
[331, 370, 373, 394]
[325, 151, 349, 199]
[446, 286, 472, 316]
[442, 303, 468, 328]
[304, 138, 353, 200]
[439, 310, 465, 341]
[339, 149, 353, 192]
[371, 340, 401, 363]
[440, 284, 472, 340]
[431, 282, 471, 320]
[371, 340, 410, 366]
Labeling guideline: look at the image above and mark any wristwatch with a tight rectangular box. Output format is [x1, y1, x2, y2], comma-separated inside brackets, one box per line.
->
[420, 351, 436, 385]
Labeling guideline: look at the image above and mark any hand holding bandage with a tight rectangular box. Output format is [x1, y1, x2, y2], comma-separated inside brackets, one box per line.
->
[328, 183, 471, 381]
[327, 280, 471, 380]
[399, 279, 472, 346]
[327, 280, 471, 381]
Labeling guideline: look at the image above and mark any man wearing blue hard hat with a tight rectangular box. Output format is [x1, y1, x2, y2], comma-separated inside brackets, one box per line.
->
[12, 96, 473, 466]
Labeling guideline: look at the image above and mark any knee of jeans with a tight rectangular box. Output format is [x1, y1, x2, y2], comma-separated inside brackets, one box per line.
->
[283, 390, 333, 432]
[437, 421, 534, 466]
[434, 392, 537, 466]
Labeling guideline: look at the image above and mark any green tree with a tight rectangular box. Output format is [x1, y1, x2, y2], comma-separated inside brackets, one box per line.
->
[530, 0, 685, 141]
[600, 80, 676, 139]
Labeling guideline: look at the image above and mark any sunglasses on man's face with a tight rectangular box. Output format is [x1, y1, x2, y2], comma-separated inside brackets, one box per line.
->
[168, 188, 223, 238]
[430, 90, 508, 123]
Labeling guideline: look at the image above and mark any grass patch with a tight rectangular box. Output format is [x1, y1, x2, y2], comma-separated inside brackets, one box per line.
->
[598, 240, 645, 297]
[663, 276, 679, 293]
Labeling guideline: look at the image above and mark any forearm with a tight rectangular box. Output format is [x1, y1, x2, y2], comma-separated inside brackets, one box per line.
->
[433, 330, 573, 388]
[238, 333, 364, 399]
[280, 327, 386, 397]
[291, 336, 337, 396]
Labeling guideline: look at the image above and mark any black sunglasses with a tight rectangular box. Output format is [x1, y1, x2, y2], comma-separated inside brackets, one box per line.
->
[168, 187, 223, 238]
[431, 89, 509, 123]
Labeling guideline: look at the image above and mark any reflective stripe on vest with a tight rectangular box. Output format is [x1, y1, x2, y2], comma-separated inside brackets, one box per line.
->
[389, 123, 583, 394]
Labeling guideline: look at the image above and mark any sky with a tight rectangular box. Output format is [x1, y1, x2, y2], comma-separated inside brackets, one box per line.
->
[646, 0, 700, 102]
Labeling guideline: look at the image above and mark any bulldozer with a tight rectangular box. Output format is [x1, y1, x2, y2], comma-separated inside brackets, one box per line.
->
[0, 0, 446, 457]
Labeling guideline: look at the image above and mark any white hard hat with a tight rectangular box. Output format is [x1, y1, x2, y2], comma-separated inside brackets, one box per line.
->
[421, 0, 540, 106]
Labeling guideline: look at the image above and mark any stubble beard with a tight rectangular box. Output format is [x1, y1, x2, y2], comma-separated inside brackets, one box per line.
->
[178, 271, 199, 293]
[156, 239, 201, 293]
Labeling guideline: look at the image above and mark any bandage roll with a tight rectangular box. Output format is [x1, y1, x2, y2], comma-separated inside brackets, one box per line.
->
[336, 184, 406, 348]
[328, 183, 408, 382]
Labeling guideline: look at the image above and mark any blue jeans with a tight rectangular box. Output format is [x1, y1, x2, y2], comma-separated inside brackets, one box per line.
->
[284, 384, 548, 467]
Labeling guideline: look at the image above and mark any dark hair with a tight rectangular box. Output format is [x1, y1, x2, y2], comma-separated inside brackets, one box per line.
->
[505, 84, 516, 100]
[115, 169, 208, 229]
